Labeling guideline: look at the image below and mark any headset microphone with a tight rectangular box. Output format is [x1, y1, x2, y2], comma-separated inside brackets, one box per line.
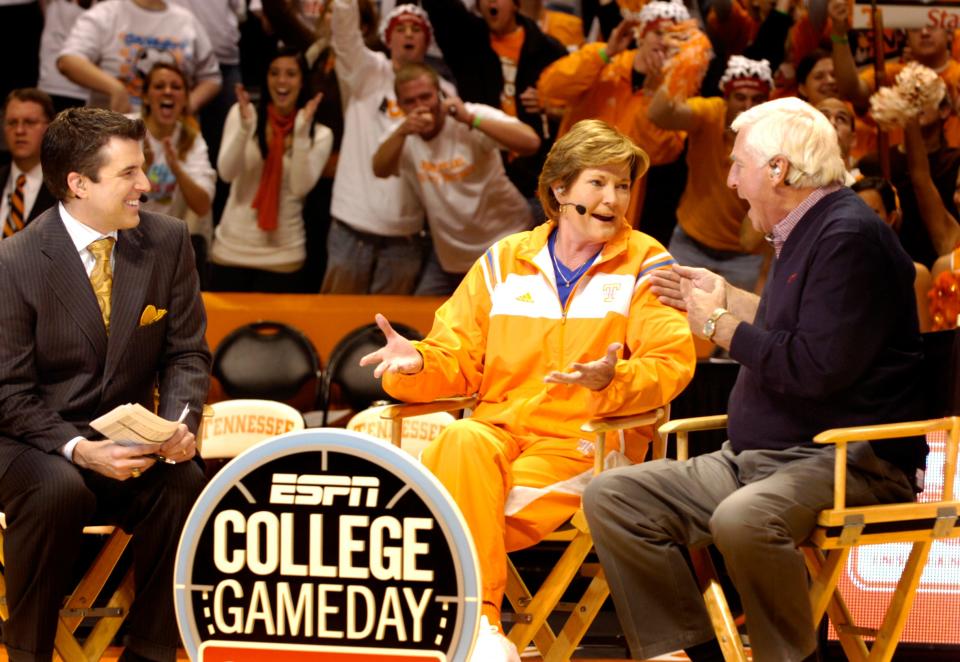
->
[562, 202, 587, 215]
[139, 193, 149, 203]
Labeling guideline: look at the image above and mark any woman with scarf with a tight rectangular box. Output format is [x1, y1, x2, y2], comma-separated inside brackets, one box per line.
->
[209, 47, 332, 292]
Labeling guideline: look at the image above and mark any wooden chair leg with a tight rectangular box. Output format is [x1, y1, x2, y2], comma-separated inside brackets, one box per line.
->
[507, 532, 593, 654]
[544, 567, 610, 662]
[505, 555, 557, 656]
[804, 546, 868, 661]
[867, 541, 933, 662]
[60, 530, 132, 633]
[689, 547, 747, 662]
[54, 619, 89, 662]
[804, 547, 851, 624]
[79, 566, 135, 662]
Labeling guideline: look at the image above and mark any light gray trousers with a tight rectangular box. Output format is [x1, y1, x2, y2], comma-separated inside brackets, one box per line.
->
[582, 442, 915, 662]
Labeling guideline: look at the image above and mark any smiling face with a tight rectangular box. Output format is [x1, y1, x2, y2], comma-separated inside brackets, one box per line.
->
[799, 57, 837, 105]
[68, 137, 151, 233]
[4, 98, 49, 171]
[388, 16, 429, 66]
[266, 56, 303, 115]
[144, 67, 187, 128]
[555, 163, 632, 245]
[478, 0, 518, 36]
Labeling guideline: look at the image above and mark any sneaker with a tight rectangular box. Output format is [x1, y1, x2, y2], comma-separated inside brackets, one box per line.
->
[469, 615, 521, 662]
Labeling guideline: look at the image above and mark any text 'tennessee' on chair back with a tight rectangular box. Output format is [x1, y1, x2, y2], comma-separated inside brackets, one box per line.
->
[659, 328, 960, 662]
[347, 404, 456, 458]
[378, 398, 670, 661]
[211, 321, 321, 413]
[319, 322, 423, 426]
[199, 399, 306, 461]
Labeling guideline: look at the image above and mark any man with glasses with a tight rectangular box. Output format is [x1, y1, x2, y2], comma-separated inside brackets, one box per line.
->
[1, 88, 55, 238]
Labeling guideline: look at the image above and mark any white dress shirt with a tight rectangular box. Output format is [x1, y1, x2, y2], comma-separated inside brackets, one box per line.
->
[58, 202, 118, 460]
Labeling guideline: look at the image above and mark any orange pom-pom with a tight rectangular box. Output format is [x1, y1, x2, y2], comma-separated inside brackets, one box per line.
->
[660, 20, 713, 102]
[928, 269, 960, 331]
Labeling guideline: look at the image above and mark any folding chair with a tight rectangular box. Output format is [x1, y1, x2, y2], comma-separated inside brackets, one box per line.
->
[318, 322, 423, 426]
[211, 321, 322, 413]
[659, 329, 960, 662]
[379, 397, 670, 661]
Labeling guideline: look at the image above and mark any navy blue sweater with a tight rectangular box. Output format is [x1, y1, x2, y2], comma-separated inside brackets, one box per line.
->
[727, 187, 926, 475]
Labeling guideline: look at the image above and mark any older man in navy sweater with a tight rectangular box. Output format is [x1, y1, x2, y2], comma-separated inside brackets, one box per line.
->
[583, 98, 925, 662]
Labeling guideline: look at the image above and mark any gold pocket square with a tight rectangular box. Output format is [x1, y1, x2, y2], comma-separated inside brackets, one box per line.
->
[139, 305, 168, 327]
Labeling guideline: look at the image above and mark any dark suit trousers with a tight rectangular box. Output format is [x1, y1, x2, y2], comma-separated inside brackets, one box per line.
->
[0, 448, 204, 662]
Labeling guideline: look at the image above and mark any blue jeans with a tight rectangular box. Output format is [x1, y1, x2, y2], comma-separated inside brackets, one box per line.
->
[320, 218, 425, 294]
[414, 248, 465, 296]
[668, 225, 764, 292]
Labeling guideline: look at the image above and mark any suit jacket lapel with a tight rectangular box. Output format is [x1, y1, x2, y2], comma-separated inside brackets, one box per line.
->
[40, 210, 108, 357]
[104, 225, 153, 381]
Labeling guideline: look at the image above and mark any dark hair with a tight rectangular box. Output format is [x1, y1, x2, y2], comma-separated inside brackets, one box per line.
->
[5, 87, 55, 122]
[852, 176, 897, 214]
[256, 47, 312, 158]
[141, 62, 198, 161]
[393, 61, 440, 98]
[796, 48, 832, 88]
[41, 107, 145, 201]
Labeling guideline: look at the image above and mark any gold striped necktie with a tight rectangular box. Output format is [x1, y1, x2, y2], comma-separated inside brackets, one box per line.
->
[4, 174, 26, 238]
[88, 237, 116, 333]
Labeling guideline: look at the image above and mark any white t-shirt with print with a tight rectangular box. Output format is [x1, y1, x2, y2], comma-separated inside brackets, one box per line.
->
[394, 102, 533, 273]
[59, 0, 221, 111]
[139, 122, 217, 244]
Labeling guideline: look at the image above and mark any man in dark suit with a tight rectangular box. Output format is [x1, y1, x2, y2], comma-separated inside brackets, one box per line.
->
[0, 108, 210, 661]
[1, 88, 56, 237]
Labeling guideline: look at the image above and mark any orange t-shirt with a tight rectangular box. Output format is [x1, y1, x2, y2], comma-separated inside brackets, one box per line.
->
[676, 97, 751, 252]
[490, 27, 525, 117]
[538, 44, 686, 227]
[540, 10, 584, 51]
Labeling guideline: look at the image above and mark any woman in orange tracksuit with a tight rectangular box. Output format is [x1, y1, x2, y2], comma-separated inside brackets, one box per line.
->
[361, 119, 696, 662]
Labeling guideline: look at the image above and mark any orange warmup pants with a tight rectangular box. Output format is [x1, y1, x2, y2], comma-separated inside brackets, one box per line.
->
[420, 418, 596, 625]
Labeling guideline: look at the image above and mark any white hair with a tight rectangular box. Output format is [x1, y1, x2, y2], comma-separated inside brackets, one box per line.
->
[730, 97, 846, 188]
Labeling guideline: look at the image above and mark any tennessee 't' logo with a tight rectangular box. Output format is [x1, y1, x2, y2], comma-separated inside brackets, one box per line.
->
[602, 283, 621, 302]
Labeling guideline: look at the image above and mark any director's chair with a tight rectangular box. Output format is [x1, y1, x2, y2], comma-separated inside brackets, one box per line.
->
[0, 405, 221, 662]
[658, 329, 960, 662]
[379, 397, 669, 661]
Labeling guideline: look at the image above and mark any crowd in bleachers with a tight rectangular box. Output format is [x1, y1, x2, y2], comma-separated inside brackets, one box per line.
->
[2, 0, 960, 327]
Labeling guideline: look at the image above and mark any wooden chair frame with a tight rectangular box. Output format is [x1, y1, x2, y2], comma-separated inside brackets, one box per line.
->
[659, 414, 960, 662]
[380, 397, 669, 661]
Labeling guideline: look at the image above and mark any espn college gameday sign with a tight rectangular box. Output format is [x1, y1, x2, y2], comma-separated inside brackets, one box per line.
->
[174, 429, 481, 661]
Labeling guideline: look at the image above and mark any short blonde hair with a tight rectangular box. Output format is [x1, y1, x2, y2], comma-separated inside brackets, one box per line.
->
[730, 97, 845, 188]
[537, 119, 650, 220]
